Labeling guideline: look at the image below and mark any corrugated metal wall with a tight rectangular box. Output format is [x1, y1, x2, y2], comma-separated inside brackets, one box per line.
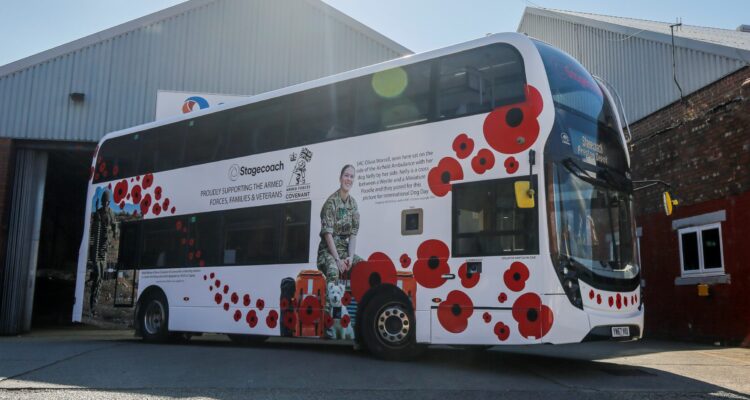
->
[518, 13, 747, 122]
[0, 0, 409, 142]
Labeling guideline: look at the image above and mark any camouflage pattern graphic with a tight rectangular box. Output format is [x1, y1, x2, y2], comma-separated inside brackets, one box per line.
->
[88, 190, 118, 313]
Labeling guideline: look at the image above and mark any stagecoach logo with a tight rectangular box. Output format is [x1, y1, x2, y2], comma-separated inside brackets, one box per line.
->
[285, 148, 313, 201]
[228, 164, 240, 181]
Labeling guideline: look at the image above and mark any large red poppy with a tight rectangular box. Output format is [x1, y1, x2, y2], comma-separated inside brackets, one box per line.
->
[471, 149, 495, 174]
[511, 293, 554, 339]
[458, 262, 480, 289]
[342, 291, 352, 307]
[427, 157, 464, 197]
[413, 239, 450, 288]
[350, 252, 397, 301]
[131, 185, 142, 204]
[437, 290, 474, 334]
[282, 310, 297, 330]
[298, 296, 322, 325]
[452, 133, 475, 159]
[142, 173, 154, 190]
[341, 314, 351, 328]
[266, 310, 279, 328]
[494, 321, 510, 341]
[113, 180, 129, 204]
[246, 310, 258, 328]
[503, 261, 530, 292]
[483, 84, 543, 154]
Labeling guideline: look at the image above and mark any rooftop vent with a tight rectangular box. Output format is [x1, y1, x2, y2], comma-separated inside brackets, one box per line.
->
[737, 24, 750, 33]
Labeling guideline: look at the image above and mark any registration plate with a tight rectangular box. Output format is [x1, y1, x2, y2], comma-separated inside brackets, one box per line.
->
[611, 326, 630, 337]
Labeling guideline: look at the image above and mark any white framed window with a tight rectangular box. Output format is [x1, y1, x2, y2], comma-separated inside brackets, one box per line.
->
[677, 223, 724, 276]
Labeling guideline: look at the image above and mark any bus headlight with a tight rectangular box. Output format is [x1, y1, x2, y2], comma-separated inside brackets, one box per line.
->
[560, 261, 583, 309]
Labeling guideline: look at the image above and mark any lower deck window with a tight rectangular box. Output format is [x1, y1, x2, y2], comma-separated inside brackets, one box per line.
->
[452, 177, 538, 257]
[678, 223, 724, 276]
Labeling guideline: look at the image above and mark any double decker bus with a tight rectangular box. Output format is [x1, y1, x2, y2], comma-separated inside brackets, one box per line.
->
[74, 33, 643, 360]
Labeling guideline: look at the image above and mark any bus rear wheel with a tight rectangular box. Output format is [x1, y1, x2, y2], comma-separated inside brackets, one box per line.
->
[138, 291, 171, 343]
[361, 293, 423, 361]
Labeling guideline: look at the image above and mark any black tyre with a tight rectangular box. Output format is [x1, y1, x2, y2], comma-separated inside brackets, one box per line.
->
[138, 291, 171, 343]
[227, 334, 268, 346]
[361, 292, 423, 361]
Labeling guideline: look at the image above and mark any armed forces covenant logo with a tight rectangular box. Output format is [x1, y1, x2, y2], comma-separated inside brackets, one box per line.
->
[286, 147, 312, 201]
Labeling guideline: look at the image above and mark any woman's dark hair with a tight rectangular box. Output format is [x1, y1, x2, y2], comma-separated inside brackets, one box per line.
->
[340, 164, 355, 178]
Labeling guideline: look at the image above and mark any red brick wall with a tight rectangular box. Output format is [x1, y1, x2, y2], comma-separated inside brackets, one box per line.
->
[631, 67, 750, 344]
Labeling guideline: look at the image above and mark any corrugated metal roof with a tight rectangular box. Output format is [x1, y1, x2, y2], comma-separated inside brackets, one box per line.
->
[518, 7, 750, 122]
[0, 0, 411, 142]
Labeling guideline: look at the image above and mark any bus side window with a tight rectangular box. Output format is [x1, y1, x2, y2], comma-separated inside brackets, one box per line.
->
[118, 222, 141, 269]
[139, 124, 185, 175]
[95, 134, 140, 183]
[141, 218, 184, 268]
[224, 99, 288, 160]
[189, 213, 221, 267]
[223, 206, 279, 266]
[183, 113, 226, 167]
[279, 202, 311, 263]
[290, 82, 354, 147]
[437, 43, 526, 119]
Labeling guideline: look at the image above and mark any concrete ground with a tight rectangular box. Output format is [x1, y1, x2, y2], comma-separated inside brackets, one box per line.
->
[0, 326, 748, 399]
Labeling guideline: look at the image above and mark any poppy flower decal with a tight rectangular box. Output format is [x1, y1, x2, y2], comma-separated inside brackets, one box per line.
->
[512, 293, 554, 339]
[427, 157, 464, 197]
[142, 173, 154, 190]
[504, 157, 519, 174]
[256, 299, 265, 311]
[324, 314, 334, 329]
[452, 133, 474, 159]
[131, 185, 142, 204]
[233, 310, 242, 322]
[152, 203, 162, 216]
[214, 293, 222, 304]
[437, 290, 474, 334]
[299, 296, 322, 325]
[342, 291, 352, 307]
[471, 149, 495, 174]
[503, 262, 530, 292]
[341, 314, 351, 328]
[494, 322, 510, 341]
[413, 239, 450, 288]
[399, 254, 411, 268]
[350, 252, 397, 301]
[280, 298, 289, 310]
[498, 292, 508, 303]
[266, 310, 279, 328]
[246, 310, 258, 328]
[283, 310, 297, 330]
[113, 180, 128, 204]
[483, 312, 492, 323]
[483, 84, 543, 154]
[154, 186, 162, 201]
[231, 292, 239, 304]
[457, 262, 479, 289]
[243, 294, 251, 307]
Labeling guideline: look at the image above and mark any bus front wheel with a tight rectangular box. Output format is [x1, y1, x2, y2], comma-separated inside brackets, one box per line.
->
[361, 293, 423, 361]
[138, 291, 171, 343]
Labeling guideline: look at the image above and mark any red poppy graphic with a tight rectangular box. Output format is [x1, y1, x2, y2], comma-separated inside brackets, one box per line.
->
[256, 299, 265, 311]
[142, 173, 154, 190]
[589, 290, 595, 300]
[231, 292, 239, 304]
[136, 176, 140, 181]
[504, 157, 519, 174]
[503, 261, 530, 292]
[214, 293, 222, 304]
[199, 260, 205, 267]
[113, 180, 129, 204]
[324, 313, 334, 329]
[131, 185, 142, 204]
[210, 272, 215, 279]
[102, 169, 108, 178]
[596, 294, 602, 304]
[483, 84, 543, 154]
[99, 162, 106, 173]
[342, 291, 352, 307]
[413, 239, 450, 288]
[266, 310, 279, 328]
[616, 293, 622, 309]
[119, 201, 125, 210]
[350, 252, 397, 301]
[95, 173, 100, 181]
[437, 290, 474, 334]
[427, 157, 464, 197]
[280, 298, 289, 310]
[215, 279, 221, 287]
[494, 321, 510, 341]
[512, 293, 554, 339]
[152, 203, 162, 216]
[452, 133, 475, 159]
[107, 183, 112, 191]
[399, 254, 411, 268]
[223, 303, 230, 311]
[458, 262, 480, 289]
[341, 314, 351, 328]
[112, 165, 119, 176]
[483, 312, 492, 323]
[163, 198, 170, 210]
[195, 250, 202, 259]
[298, 296, 321, 325]
[246, 310, 258, 328]
[624, 296, 628, 307]
[171, 207, 176, 214]
[233, 310, 242, 322]
[203, 275, 207, 281]
[176, 220, 183, 231]
[498, 292, 508, 303]
[243, 294, 251, 307]
[154, 186, 162, 201]
[608, 296, 614, 307]
[471, 149, 495, 174]
[283, 311, 297, 330]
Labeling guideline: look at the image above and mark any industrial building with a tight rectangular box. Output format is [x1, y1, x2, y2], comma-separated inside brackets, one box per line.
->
[520, 7, 750, 344]
[0, 0, 410, 335]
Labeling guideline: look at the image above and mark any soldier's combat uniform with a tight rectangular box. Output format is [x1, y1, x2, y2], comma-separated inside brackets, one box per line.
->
[317, 191, 363, 311]
[88, 190, 118, 314]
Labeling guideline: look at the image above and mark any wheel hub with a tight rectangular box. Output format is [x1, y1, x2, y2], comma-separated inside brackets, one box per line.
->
[377, 305, 410, 344]
[144, 301, 165, 335]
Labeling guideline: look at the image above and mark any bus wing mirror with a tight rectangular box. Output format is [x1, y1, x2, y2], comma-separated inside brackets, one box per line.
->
[515, 181, 535, 209]
[663, 191, 678, 216]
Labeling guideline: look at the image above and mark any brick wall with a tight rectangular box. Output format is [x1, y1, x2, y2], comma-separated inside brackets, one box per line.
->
[630, 67, 750, 344]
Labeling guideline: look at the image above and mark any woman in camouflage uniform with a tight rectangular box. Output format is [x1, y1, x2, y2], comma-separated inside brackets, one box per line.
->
[317, 165, 363, 284]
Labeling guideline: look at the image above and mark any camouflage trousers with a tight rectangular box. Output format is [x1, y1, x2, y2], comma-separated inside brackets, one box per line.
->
[89, 260, 106, 312]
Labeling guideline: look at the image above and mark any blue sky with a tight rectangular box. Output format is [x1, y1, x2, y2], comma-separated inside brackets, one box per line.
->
[1, 0, 748, 66]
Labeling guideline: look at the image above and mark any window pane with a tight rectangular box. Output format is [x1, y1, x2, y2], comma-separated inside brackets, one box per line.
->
[117, 222, 140, 269]
[701, 228, 722, 269]
[223, 206, 279, 265]
[225, 99, 288, 159]
[280, 202, 311, 263]
[183, 114, 225, 167]
[289, 83, 354, 147]
[189, 213, 221, 267]
[438, 43, 525, 119]
[139, 125, 184, 174]
[141, 219, 183, 268]
[96, 134, 141, 182]
[680, 232, 699, 271]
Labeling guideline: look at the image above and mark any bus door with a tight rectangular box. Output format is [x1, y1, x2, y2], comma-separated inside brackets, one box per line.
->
[114, 222, 138, 307]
